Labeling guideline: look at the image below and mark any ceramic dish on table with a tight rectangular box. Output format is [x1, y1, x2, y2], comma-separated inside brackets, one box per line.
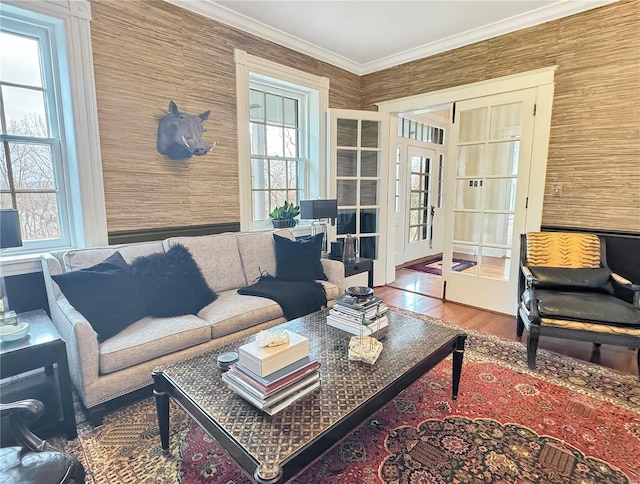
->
[0, 322, 30, 342]
[346, 286, 373, 302]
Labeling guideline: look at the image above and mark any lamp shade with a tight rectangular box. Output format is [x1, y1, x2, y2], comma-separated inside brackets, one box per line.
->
[0, 209, 23, 249]
[299, 199, 338, 220]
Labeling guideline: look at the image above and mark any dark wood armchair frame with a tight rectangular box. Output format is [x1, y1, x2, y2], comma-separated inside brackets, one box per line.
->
[516, 233, 640, 376]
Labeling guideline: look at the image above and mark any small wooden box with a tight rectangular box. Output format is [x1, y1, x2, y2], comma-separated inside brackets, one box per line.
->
[238, 330, 309, 377]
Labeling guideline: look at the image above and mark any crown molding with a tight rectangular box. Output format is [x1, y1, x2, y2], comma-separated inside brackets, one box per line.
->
[164, 0, 619, 76]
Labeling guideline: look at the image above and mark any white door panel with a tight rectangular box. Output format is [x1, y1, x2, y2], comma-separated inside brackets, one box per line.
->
[329, 109, 389, 287]
[443, 89, 537, 315]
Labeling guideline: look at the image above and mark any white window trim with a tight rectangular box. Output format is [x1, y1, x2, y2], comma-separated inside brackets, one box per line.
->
[235, 49, 329, 233]
[1, 0, 107, 276]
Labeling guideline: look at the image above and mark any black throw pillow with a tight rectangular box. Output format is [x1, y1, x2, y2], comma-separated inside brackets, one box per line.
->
[274, 233, 328, 282]
[130, 244, 217, 317]
[52, 252, 147, 342]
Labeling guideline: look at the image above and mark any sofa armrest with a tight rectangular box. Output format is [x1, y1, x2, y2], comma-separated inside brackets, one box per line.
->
[41, 254, 100, 400]
[321, 258, 345, 295]
[611, 273, 640, 307]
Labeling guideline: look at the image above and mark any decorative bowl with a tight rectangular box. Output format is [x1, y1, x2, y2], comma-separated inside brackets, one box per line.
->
[0, 322, 30, 342]
[346, 286, 373, 301]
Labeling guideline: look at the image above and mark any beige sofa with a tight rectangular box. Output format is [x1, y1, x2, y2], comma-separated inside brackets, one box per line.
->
[41, 229, 344, 423]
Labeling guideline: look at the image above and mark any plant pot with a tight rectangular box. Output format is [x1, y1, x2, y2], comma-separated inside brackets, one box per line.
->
[272, 219, 297, 229]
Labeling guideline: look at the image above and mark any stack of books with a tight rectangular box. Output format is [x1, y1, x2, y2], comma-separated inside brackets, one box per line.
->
[222, 330, 321, 415]
[327, 295, 389, 336]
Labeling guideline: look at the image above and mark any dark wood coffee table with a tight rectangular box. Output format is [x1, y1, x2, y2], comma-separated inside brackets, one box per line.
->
[152, 309, 466, 483]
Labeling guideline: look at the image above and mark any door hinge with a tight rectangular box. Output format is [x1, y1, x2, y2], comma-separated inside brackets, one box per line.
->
[451, 103, 456, 124]
[525, 197, 529, 209]
[443, 280, 447, 300]
[533, 104, 537, 116]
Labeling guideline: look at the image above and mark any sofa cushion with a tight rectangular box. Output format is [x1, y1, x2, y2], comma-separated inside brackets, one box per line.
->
[130, 244, 217, 317]
[236, 229, 294, 284]
[274, 233, 327, 282]
[165, 234, 246, 292]
[197, 290, 284, 339]
[52, 252, 146, 342]
[63, 241, 164, 271]
[99, 314, 210, 374]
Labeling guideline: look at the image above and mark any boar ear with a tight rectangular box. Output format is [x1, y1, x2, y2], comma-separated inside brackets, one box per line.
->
[199, 110, 210, 121]
[168, 101, 179, 115]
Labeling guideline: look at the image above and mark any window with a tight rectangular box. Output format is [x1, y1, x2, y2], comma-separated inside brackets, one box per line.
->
[235, 49, 329, 232]
[0, 1, 106, 274]
[0, 23, 71, 249]
[249, 83, 306, 222]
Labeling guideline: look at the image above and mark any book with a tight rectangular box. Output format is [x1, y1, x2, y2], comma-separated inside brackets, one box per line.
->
[233, 356, 319, 387]
[228, 358, 321, 395]
[334, 295, 382, 309]
[326, 315, 388, 336]
[222, 371, 320, 414]
[330, 304, 388, 322]
[223, 369, 319, 405]
[238, 330, 309, 377]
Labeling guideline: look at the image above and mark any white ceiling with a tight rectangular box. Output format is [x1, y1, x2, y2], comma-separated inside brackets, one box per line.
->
[166, 0, 616, 75]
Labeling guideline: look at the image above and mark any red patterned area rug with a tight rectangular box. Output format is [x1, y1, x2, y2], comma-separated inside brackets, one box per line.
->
[55, 309, 640, 483]
[407, 256, 476, 275]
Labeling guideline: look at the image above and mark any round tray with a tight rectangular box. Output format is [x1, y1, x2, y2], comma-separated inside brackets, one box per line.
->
[346, 286, 373, 301]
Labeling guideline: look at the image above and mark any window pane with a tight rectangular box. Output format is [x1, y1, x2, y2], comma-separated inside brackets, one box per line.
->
[249, 89, 264, 122]
[266, 93, 283, 124]
[0, 147, 9, 189]
[284, 127, 297, 157]
[361, 120, 379, 148]
[284, 98, 297, 127]
[459, 107, 486, 143]
[360, 208, 378, 233]
[360, 180, 378, 205]
[453, 212, 481, 243]
[337, 179, 356, 206]
[452, 245, 478, 275]
[457, 144, 484, 177]
[337, 119, 357, 147]
[0, 32, 43, 87]
[482, 213, 514, 245]
[9, 143, 55, 189]
[265, 125, 283, 157]
[17, 193, 61, 241]
[360, 235, 377, 259]
[250, 123, 266, 156]
[484, 178, 517, 211]
[480, 247, 511, 280]
[1, 192, 12, 208]
[486, 141, 519, 175]
[251, 158, 268, 189]
[455, 179, 481, 210]
[269, 159, 287, 189]
[337, 209, 356, 235]
[252, 190, 268, 221]
[287, 160, 298, 188]
[2, 85, 49, 137]
[490, 103, 521, 140]
[361, 151, 379, 177]
[270, 190, 287, 212]
[337, 149, 357, 176]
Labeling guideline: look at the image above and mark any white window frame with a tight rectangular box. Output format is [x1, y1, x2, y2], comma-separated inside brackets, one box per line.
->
[0, 0, 106, 276]
[235, 49, 329, 233]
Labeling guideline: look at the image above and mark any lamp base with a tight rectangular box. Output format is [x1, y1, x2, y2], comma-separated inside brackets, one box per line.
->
[311, 220, 329, 253]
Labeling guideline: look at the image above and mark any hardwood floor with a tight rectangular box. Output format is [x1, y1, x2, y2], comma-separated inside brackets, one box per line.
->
[376, 269, 638, 378]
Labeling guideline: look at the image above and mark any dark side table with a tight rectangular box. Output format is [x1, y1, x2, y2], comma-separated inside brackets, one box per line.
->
[331, 256, 374, 287]
[0, 309, 77, 440]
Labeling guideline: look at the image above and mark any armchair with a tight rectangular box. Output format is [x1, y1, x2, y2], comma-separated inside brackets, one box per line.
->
[517, 232, 640, 375]
[0, 399, 85, 483]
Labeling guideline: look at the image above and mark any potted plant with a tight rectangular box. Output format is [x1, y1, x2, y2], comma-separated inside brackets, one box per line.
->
[269, 201, 300, 228]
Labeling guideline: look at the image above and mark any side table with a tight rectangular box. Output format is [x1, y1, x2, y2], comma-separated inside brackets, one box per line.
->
[0, 309, 77, 440]
[331, 256, 374, 287]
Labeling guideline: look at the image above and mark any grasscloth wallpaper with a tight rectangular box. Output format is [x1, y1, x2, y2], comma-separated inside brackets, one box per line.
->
[90, 0, 639, 235]
[89, 0, 361, 232]
[362, 0, 640, 233]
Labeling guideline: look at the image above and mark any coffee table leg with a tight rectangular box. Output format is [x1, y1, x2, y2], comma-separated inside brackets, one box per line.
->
[451, 335, 466, 401]
[152, 371, 170, 455]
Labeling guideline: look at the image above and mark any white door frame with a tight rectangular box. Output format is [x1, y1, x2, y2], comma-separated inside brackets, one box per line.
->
[378, 66, 556, 285]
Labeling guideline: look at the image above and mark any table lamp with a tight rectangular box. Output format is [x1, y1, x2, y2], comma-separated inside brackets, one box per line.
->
[300, 199, 338, 253]
[1, 209, 23, 316]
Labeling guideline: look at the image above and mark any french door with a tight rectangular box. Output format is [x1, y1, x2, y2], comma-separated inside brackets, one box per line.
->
[328, 109, 389, 287]
[443, 88, 537, 315]
[403, 146, 442, 262]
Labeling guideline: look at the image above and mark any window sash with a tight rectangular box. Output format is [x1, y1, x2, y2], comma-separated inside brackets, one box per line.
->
[0, 15, 73, 252]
